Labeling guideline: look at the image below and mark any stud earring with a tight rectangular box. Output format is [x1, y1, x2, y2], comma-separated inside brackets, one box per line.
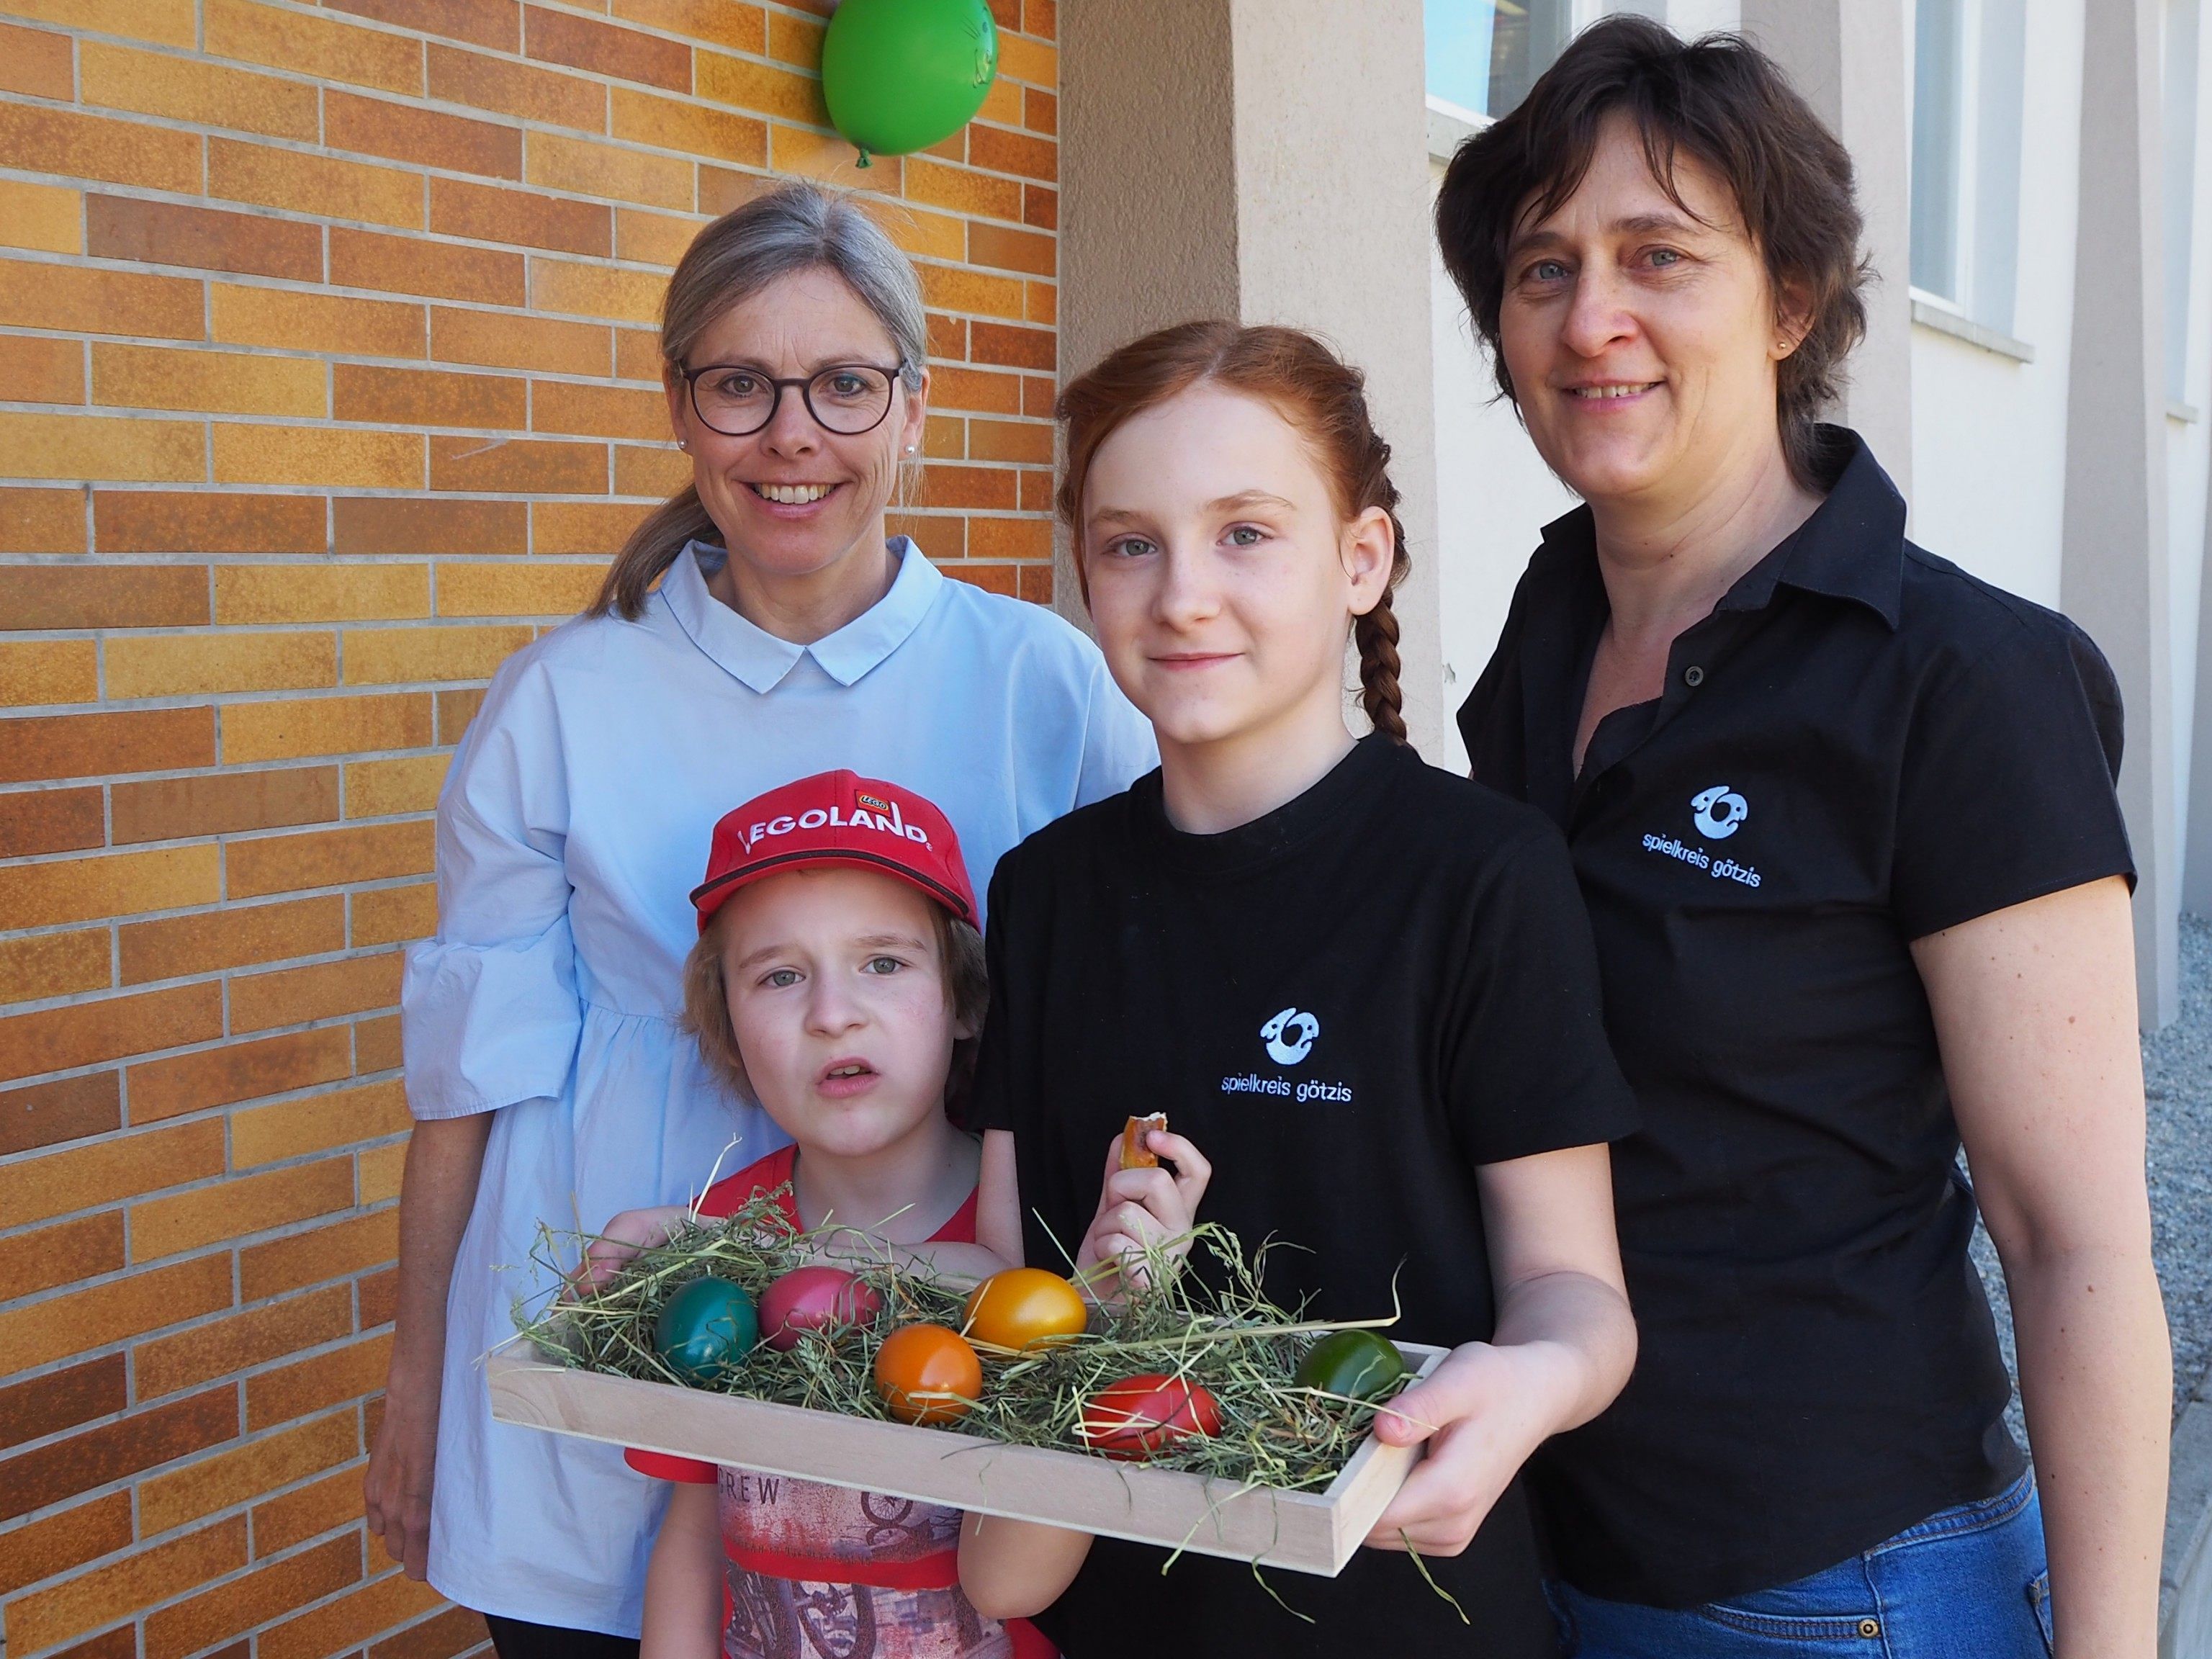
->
[678, 440, 689, 451]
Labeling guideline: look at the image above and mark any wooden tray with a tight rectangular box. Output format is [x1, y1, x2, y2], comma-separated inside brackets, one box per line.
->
[487, 1336, 1443, 1577]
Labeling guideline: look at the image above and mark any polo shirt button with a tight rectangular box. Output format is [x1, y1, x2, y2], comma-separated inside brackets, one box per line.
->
[1683, 665, 1706, 688]
[1857, 1619, 1881, 1639]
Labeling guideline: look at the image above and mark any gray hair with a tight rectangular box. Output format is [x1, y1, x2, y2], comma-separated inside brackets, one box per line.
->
[590, 183, 929, 619]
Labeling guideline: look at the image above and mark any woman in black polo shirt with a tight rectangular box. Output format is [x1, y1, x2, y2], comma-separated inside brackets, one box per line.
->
[1437, 19, 2168, 1658]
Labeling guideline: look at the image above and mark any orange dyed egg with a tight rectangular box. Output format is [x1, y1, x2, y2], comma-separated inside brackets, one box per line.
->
[872, 1323, 983, 1425]
[961, 1267, 1088, 1354]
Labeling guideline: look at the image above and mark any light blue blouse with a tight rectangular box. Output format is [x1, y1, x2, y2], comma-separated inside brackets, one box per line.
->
[400, 539, 1154, 1633]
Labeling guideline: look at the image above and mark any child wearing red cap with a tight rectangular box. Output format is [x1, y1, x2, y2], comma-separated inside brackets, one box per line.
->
[585, 771, 1205, 1659]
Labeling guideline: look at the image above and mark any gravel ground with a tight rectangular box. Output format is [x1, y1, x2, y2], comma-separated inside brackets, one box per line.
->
[1972, 913, 2212, 1447]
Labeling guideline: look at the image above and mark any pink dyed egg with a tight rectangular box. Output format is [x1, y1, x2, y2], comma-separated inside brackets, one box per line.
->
[759, 1266, 882, 1351]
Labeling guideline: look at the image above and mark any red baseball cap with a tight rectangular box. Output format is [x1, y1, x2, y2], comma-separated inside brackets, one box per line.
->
[691, 770, 977, 931]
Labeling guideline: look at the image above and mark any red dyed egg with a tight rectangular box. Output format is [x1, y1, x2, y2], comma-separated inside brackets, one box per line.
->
[759, 1266, 883, 1351]
[1076, 1373, 1223, 1460]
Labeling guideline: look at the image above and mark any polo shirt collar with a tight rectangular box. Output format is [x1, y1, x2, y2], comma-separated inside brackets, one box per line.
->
[659, 535, 943, 693]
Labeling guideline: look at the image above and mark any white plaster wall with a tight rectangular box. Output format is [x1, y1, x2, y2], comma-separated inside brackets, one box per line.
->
[1906, 0, 2085, 606]
[2167, 0, 2212, 887]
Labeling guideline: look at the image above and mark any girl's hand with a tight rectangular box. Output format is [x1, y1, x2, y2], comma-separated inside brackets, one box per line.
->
[577, 1205, 689, 1292]
[1363, 1338, 1581, 1555]
[1074, 1127, 1210, 1291]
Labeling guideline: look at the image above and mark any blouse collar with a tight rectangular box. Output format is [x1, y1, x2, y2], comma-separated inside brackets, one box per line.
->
[659, 536, 945, 693]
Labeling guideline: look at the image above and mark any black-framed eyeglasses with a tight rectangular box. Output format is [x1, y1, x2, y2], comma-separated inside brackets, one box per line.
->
[680, 360, 909, 438]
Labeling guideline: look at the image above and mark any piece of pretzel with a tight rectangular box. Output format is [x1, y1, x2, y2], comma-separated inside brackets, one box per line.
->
[1120, 1113, 1167, 1170]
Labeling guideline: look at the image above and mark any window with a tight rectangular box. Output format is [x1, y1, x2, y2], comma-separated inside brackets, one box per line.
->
[1425, 0, 1573, 120]
[1910, 0, 2027, 332]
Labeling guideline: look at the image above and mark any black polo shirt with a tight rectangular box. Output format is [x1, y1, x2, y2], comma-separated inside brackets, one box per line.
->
[1457, 428, 2134, 1607]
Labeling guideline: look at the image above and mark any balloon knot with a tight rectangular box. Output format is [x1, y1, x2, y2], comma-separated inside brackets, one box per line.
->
[855, 148, 873, 169]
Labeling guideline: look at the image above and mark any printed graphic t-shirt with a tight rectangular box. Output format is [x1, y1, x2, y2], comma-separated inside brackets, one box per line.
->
[970, 734, 1640, 1659]
[625, 1148, 1051, 1659]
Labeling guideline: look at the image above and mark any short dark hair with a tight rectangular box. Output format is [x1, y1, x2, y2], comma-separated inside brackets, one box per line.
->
[1434, 16, 1869, 487]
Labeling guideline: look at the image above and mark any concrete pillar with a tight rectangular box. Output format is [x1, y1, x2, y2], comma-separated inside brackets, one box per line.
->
[2060, 0, 2176, 1028]
[1058, 0, 1448, 758]
[1737, 0, 1914, 500]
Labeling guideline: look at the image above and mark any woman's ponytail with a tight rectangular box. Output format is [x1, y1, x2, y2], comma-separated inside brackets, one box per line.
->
[1354, 507, 1411, 744]
[589, 486, 719, 621]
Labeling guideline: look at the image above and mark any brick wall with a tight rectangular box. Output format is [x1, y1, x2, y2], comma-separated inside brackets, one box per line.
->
[0, 3, 1058, 1655]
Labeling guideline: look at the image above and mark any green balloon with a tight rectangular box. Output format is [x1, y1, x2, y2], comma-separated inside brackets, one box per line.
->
[822, 0, 999, 162]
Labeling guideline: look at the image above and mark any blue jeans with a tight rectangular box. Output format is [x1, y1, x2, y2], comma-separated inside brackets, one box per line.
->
[1552, 1470, 2052, 1659]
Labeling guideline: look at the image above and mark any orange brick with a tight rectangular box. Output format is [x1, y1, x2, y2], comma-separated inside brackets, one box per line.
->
[0, 1254, 232, 1385]
[228, 821, 434, 899]
[693, 52, 820, 126]
[335, 363, 528, 430]
[0, 102, 201, 194]
[346, 754, 449, 818]
[0, 488, 89, 553]
[87, 194, 322, 287]
[0, 1491, 133, 1600]
[612, 0, 763, 51]
[213, 424, 424, 490]
[331, 0, 517, 53]
[529, 258, 667, 323]
[971, 320, 1053, 371]
[888, 512, 962, 558]
[79, 40, 320, 142]
[927, 312, 966, 361]
[430, 177, 611, 257]
[431, 305, 610, 375]
[968, 418, 1053, 464]
[355, 1012, 403, 1073]
[435, 562, 603, 619]
[104, 630, 333, 698]
[526, 131, 695, 210]
[0, 1071, 120, 1161]
[206, 0, 423, 94]
[0, 1211, 127, 1304]
[523, 4, 690, 90]
[946, 562, 1017, 595]
[0, 19, 72, 100]
[0, 845, 220, 932]
[335, 496, 527, 555]
[343, 624, 534, 685]
[223, 693, 434, 763]
[119, 895, 347, 984]
[0, 410, 204, 484]
[251, 1463, 368, 1555]
[611, 85, 768, 164]
[6, 0, 195, 45]
[0, 707, 215, 783]
[431, 433, 606, 493]
[357, 1139, 406, 1203]
[1025, 85, 1058, 135]
[426, 40, 606, 132]
[207, 138, 426, 232]
[0, 788, 104, 863]
[1, 563, 206, 628]
[613, 442, 689, 497]
[919, 263, 1027, 320]
[0, 178, 82, 254]
[619, 323, 666, 379]
[1023, 0, 1056, 38]
[920, 463, 1020, 512]
[613, 207, 701, 268]
[531, 380, 666, 440]
[1023, 181, 1056, 230]
[1025, 280, 1055, 325]
[967, 221, 1054, 277]
[140, 1410, 358, 1535]
[260, 1570, 444, 1659]
[869, 199, 966, 264]
[904, 156, 1022, 222]
[211, 282, 427, 359]
[0, 639, 98, 706]
[976, 74, 1022, 129]
[352, 882, 436, 948]
[533, 500, 646, 554]
[967, 516, 1053, 562]
[969, 124, 1055, 182]
[1, 1517, 246, 1658]
[929, 364, 1023, 415]
[436, 685, 487, 742]
[769, 122, 899, 192]
[1017, 561, 1054, 606]
[246, 1328, 389, 1430]
[145, 1527, 361, 1659]
[231, 949, 405, 1032]
[216, 564, 431, 624]
[0, 927, 110, 1006]
[767, 7, 823, 66]
[328, 90, 523, 184]
[132, 1160, 356, 1262]
[128, 1026, 353, 1124]
[233, 1078, 408, 1169]
[96, 490, 325, 555]
[698, 163, 778, 218]
[112, 768, 341, 845]
[331, 227, 526, 307]
[997, 32, 1056, 87]
[0, 980, 222, 1087]
[92, 343, 323, 418]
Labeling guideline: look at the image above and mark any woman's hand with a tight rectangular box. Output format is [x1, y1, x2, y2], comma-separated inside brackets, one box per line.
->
[577, 1205, 689, 1292]
[364, 1359, 440, 1578]
[1074, 1126, 1210, 1291]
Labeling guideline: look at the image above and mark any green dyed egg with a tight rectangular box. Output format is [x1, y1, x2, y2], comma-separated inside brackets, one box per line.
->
[654, 1275, 759, 1385]
[1295, 1329, 1408, 1401]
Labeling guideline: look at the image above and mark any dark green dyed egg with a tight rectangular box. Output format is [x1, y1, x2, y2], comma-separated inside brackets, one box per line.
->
[1294, 1328, 1408, 1401]
[654, 1276, 759, 1385]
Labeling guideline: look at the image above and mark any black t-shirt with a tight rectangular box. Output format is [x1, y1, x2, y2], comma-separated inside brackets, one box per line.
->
[1457, 427, 2136, 1609]
[971, 734, 1638, 1659]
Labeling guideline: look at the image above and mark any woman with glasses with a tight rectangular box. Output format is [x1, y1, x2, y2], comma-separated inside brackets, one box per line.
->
[366, 183, 1154, 1659]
